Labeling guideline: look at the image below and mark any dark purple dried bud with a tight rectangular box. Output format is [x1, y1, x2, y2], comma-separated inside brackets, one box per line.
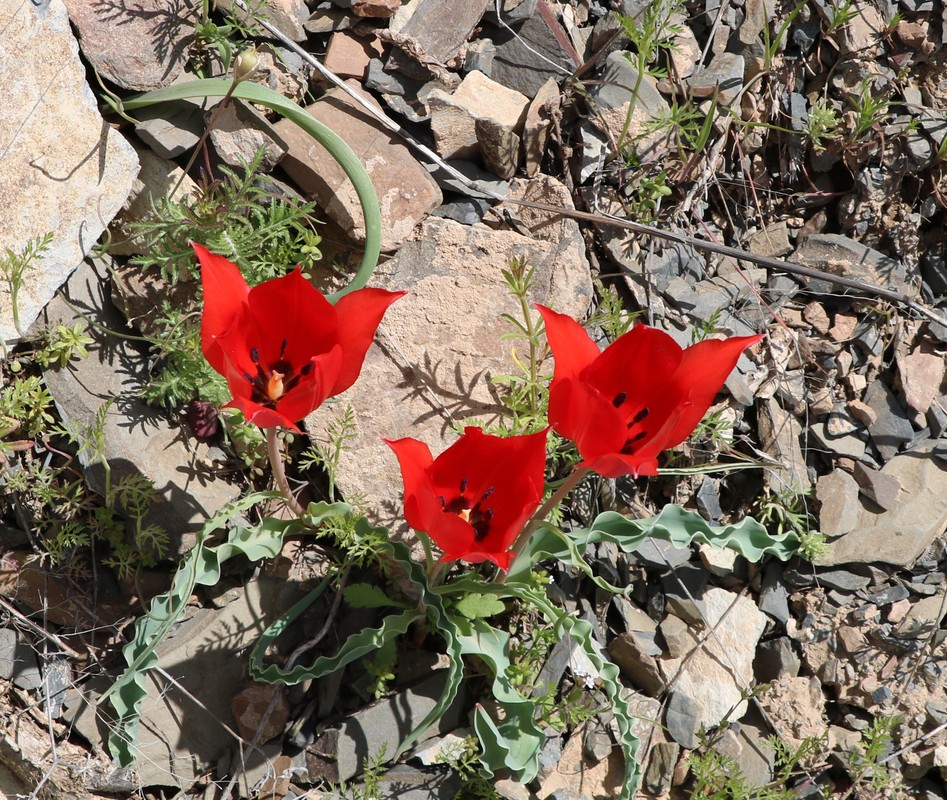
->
[186, 400, 219, 440]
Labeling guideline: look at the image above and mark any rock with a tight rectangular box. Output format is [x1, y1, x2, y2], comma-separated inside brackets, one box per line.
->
[353, 0, 402, 17]
[428, 71, 530, 163]
[746, 221, 793, 258]
[817, 440, 947, 567]
[713, 720, 774, 787]
[432, 198, 492, 225]
[42, 260, 239, 554]
[305, 209, 591, 541]
[489, 7, 579, 96]
[232, 682, 290, 744]
[589, 52, 670, 158]
[852, 461, 902, 510]
[894, 595, 947, 639]
[2, 0, 138, 344]
[809, 421, 867, 460]
[109, 261, 197, 338]
[218, 0, 309, 41]
[754, 637, 801, 682]
[107, 145, 199, 258]
[134, 92, 211, 160]
[896, 341, 945, 417]
[698, 544, 738, 577]
[522, 78, 561, 177]
[410, 729, 473, 765]
[864, 380, 915, 462]
[759, 562, 791, 625]
[325, 31, 386, 79]
[275, 82, 442, 252]
[793, 234, 917, 298]
[644, 741, 680, 795]
[302, 671, 468, 783]
[662, 564, 710, 626]
[64, 577, 285, 788]
[659, 588, 767, 749]
[610, 596, 661, 656]
[0, 629, 42, 690]
[394, 0, 492, 64]
[816, 469, 862, 536]
[62, 0, 192, 90]
[607, 632, 665, 695]
[537, 721, 625, 800]
[464, 38, 497, 75]
[757, 398, 811, 493]
[208, 100, 288, 170]
[659, 614, 691, 659]
[679, 53, 745, 105]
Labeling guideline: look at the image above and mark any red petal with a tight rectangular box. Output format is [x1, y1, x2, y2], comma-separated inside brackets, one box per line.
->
[194, 243, 250, 375]
[385, 437, 441, 533]
[275, 345, 345, 423]
[331, 289, 406, 395]
[536, 305, 601, 384]
[548, 377, 627, 461]
[223, 397, 301, 431]
[245, 268, 339, 368]
[661, 334, 764, 447]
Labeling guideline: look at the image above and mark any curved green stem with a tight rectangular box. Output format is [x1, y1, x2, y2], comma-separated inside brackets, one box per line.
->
[117, 79, 382, 302]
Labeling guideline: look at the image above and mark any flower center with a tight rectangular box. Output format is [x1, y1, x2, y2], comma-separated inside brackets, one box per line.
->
[244, 339, 314, 409]
[440, 479, 495, 540]
[612, 394, 651, 455]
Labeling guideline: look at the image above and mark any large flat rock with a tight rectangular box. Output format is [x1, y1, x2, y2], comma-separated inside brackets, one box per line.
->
[816, 440, 947, 567]
[1, 0, 138, 343]
[306, 203, 592, 540]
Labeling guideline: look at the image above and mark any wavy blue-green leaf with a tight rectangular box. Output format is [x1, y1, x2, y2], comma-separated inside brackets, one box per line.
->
[119, 79, 381, 301]
[509, 505, 798, 583]
[104, 491, 295, 766]
[249, 504, 464, 759]
[456, 618, 546, 782]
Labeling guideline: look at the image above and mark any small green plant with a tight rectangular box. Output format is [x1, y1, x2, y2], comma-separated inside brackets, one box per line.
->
[824, 0, 860, 35]
[436, 736, 503, 800]
[755, 484, 826, 559]
[804, 99, 841, 152]
[1, 232, 53, 335]
[130, 151, 322, 287]
[843, 715, 903, 796]
[688, 728, 828, 798]
[34, 322, 94, 369]
[627, 168, 673, 222]
[587, 290, 639, 340]
[848, 79, 892, 140]
[190, 0, 267, 75]
[300, 405, 359, 503]
[643, 98, 717, 159]
[362, 638, 397, 700]
[615, 0, 684, 150]
[761, 0, 809, 68]
[0, 374, 54, 438]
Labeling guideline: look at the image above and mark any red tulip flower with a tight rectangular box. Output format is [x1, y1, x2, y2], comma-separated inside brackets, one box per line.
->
[385, 427, 548, 570]
[536, 305, 763, 479]
[194, 243, 403, 430]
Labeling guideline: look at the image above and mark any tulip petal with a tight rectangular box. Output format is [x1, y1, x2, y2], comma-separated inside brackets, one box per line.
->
[223, 397, 301, 431]
[245, 268, 339, 367]
[662, 334, 764, 447]
[548, 377, 627, 460]
[194, 243, 250, 374]
[536, 305, 601, 383]
[385, 437, 441, 533]
[331, 288, 406, 395]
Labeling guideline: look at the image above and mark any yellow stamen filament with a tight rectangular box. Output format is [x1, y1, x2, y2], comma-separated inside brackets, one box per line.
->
[266, 370, 285, 401]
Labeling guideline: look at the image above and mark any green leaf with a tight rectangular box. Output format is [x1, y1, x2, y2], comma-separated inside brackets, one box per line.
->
[509, 504, 799, 583]
[343, 583, 408, 609]
[118, 79, 381, 302]
[455, 619, 546, 782]
[103, 491, 295, 766]
[453, 592, 506, 619]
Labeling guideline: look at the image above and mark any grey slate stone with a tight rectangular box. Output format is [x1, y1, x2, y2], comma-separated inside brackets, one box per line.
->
[864, 381, 916, 462]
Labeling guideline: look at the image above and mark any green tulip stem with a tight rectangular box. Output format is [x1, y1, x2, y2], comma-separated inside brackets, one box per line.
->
[266, 428, 305, 517]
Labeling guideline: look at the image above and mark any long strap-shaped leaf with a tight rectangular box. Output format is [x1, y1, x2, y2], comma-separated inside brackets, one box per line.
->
[119, 79, 382, 301]
[250, 509, 466, 760]
[103, 491, 296, 766]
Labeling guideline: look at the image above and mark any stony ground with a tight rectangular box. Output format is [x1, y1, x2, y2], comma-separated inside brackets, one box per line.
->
[3, 0, 947, 798]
